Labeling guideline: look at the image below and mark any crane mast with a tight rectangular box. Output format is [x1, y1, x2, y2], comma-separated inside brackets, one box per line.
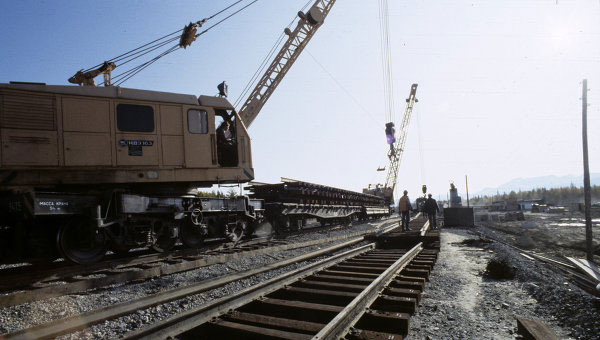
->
[383, 83, 418, 204]
[238, 0, 336, 127]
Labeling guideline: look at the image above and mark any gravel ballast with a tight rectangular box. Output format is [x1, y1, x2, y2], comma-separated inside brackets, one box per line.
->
[409, 226, 599, 339]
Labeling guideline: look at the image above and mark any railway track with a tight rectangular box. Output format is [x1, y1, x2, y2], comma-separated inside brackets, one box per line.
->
[0, 218, 398, 308]
[3, 216, 410, 339]
[120, 216, 438, 339]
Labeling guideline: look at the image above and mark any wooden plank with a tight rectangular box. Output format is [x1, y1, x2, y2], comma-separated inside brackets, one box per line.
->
[225, 311, 324, 333]
[520, 253, 535, 261]
[529, 253, 576, 270]
[516, 316, 559, 340]
[210, 320, 312, 340]
[565, 257, 600, 282]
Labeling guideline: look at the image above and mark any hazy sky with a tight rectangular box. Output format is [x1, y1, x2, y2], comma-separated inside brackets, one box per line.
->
[1, 0, 599, 200]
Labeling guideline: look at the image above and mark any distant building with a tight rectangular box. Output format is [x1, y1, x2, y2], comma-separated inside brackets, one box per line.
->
[489, 199, 520, 211]
[489, 198, 543, 211]
[517, 199, 545, 211]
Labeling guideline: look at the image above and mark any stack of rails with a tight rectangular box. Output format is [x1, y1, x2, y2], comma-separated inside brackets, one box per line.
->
[247, 180, 389, 229]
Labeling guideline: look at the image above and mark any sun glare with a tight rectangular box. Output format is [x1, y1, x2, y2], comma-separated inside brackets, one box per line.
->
[549, 25, 570, 49]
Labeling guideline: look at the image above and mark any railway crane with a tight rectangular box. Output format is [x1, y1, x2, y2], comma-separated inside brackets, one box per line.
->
[365, 84, 418, 207]
[382, 83, 418, 205]
[0, 1, 372, 265]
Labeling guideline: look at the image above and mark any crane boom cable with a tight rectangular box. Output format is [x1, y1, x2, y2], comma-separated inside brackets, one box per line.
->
[117, 0, 260, 86]
[82, 32, 182, 73]
[234, 0, 313, 109]
[114, 45, 181, 86]
[194, 0, 259, 38]
[378, 0, 394, 124]
[79, 0, 257, 86]
[85, 0, 247, 73]
[237, 0, 338, 127]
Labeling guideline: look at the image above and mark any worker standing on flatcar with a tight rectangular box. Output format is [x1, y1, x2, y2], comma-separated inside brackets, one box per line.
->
[398, 190, 411, 231]
[424, 194, 440, 229]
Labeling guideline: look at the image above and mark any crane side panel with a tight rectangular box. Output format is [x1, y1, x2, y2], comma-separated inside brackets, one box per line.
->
[0, 90, 58, 166]
[162, 135, 184, 166]
[62, 97, 110, 132]
[160, 105, 183, 136]
[1, 128, 59, 166]
[64, 132, 111, 166]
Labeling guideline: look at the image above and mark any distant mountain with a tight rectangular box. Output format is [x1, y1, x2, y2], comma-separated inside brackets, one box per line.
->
[475, 173, 600, 197]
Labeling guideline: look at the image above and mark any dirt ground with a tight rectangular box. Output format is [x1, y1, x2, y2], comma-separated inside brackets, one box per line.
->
[408, 226, 600, 339]
[479, 212, 600, 261]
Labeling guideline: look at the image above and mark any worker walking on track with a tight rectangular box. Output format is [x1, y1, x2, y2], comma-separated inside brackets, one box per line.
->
[398, 190, 411, 231]
[424, 193, 440, 229]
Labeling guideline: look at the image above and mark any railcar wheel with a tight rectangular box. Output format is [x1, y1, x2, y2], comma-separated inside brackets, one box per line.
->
[225, 218, 246, 242]
[151, 221, 177, 252]
[57, 217, 107, 264]
[288, 217, 301, 232]
[274, 215, 290, 231]
[181, 221, 206, 248]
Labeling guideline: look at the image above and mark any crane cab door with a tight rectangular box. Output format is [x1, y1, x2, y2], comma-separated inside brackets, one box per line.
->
[114, 102, 159, 166]
[183, 105, 216, 168]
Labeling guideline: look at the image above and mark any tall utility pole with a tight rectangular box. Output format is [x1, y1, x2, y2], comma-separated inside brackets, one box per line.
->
[465, 175, 470, 208]
[582, 79, 594, 263]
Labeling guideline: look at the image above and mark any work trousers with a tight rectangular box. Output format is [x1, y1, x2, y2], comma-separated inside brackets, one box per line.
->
[428, 212, 437, 229]
[401, 211, 410, 231]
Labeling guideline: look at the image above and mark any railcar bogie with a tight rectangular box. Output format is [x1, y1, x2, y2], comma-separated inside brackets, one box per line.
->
[0, 189, 264, 264]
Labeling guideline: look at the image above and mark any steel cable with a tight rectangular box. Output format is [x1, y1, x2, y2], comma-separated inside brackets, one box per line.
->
[234, 0, 313, 109]
[84, 0, 257, 85]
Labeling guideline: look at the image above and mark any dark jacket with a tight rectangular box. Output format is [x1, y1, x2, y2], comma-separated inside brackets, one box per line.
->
[216, 124, 233, 145]
[424, 198, 439, 214]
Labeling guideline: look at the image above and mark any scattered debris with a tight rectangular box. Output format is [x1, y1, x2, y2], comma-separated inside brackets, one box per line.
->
[516, 316, 559, 340]
[484, 257, 516, 279]
[454, 238, 492, 247]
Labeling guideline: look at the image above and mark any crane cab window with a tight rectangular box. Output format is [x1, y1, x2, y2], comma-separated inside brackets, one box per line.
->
[117, 104, 154, 132]
[187, 109, 208, 134]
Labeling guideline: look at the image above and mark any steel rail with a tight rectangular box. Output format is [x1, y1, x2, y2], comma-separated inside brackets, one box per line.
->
[313, 242, 424, 339]
[0, 236, 265, 286]
[420, 220, 430, 236]
[4, 237, 371, 340]
[122, 217, 425, 340]
[122, 244, 376, 339]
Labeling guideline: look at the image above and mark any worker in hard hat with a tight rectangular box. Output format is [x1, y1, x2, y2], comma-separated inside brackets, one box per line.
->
[424, 193, 440, 230]
[398, 190, 411, 231]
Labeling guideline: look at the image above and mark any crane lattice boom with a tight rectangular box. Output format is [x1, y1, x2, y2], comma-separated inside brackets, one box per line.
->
[238, 0, 336, 127]
[383, 83, 418, 202]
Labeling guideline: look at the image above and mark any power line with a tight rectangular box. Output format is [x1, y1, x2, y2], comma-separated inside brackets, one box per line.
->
[306, 50, 380, 127]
